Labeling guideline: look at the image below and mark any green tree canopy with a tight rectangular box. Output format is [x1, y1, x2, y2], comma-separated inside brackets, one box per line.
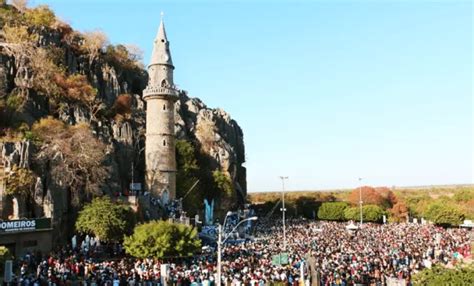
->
[317, 202, 348, 221]
[412, 265, 474, 285]
[176, 140, 199, 173]
[453, 188, 474, 202]
[213, 170, 237, 214]
[75, 197, 135, 242]
[344, 205, 385, 222]
[123, 220, 201, 259]
[176, 140, 202, 215]
[423, 202, 464, 226]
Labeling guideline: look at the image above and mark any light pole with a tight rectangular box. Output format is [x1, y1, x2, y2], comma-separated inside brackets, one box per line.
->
[279, 176, 288, 250]
[358, 177, 363, 225]
[216, 216, 258, 286]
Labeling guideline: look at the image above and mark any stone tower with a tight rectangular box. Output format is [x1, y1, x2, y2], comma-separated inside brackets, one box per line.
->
[143, 18, 179, 204]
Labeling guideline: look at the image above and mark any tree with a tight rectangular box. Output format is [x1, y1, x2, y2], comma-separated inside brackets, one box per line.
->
[5, 165, 35, 196]
[176, 140, 201, 215]
[424, 202, 464, 226]
[412, 265, 474, 286]
[344, 205, 385, 222]
[375, 187, 398, 208]
[213, 170, 236, 212]
[82, 30, 109, 65]
[348, 186, 383, 206]
[123, 44, 144, 67]
[389, 201, 409, 222]
[0, 24, 37, 45]
[213, 170, 233, 196]
[348, 186, 397, 209]
[295, 196, 321, 218]
[123, 220, 201, 259]
[453, 188, 474, 202]
[104, 44, 141, 71]
[405, 194, 433, 217]
[111, 94, 133, 117]
[317, 202, 348, 221]
[24, 5, 56, 27]
[75, 197, 135, 242]
[176, 140, 199, 173]
[54, 73, 97, 103]
[32, 117, 110, 205]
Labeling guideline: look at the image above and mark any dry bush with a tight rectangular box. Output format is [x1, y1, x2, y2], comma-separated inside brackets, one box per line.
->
[29, 48, 63, 95]
[24, 5, 55, 27]
[104, 44, 144, 71]
[348, 186, 397, 209]
[124, 44, 143, 63]
[0, 24, 37, 44]
[389, 201, 409, 222]
[112, 94, 132, 116]
[10, 0, 28, 12]
[51, 17, 72, 34]
[5, 165, 35, 196]
[32, 117, 109, 204]
[62, 30, 82, 50]
[375, 187, 398, 207]
[348, 186, 382, 206]
[82, 30, 109, 64]
[54, 74, 96, 103]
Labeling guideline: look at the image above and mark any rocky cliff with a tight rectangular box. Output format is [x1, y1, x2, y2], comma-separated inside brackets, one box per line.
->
[0, 3, 246, 239]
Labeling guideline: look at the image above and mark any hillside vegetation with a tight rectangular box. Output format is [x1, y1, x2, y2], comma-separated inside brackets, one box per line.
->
[249, 185, 474, 226]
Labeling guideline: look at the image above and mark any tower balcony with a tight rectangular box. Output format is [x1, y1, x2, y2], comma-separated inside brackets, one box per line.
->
[143, 85, 180, 100]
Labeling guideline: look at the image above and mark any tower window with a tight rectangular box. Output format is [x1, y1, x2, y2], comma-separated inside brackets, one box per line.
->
[163, 104, 166, 111]
[163, 140, 166, 146]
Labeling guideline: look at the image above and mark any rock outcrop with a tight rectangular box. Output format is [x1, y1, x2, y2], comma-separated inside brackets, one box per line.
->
[176, 92, 246, 197]
[0, 3, 246, 240]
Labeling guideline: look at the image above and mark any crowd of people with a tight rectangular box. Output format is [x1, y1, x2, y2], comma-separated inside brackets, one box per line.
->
[12, 218, 472, 286]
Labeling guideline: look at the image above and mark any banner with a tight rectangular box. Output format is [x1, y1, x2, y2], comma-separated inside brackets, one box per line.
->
[204, 199, 214, 225]
[0, 218, 51, 233]
[272, 253, 289, 266]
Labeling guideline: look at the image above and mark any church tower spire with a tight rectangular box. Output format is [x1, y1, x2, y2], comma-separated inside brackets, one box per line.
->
[143, 16, 179, 206]
[150, 16, 173, 67]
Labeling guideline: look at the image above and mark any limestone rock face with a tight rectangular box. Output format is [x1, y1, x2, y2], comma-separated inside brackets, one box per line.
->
[0, 141, 32, 169]
[175, 92, 246, 195]
[0, 15, 246, 241]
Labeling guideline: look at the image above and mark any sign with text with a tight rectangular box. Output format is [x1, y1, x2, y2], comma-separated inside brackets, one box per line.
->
[0, 218, 51, 233]
[272, 252, 289, 266]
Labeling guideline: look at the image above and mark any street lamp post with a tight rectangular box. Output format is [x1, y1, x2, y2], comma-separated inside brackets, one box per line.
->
[358, 177, 363, 225]
[279, 176, 288, 250]
[216, 216, 258, 286]
[217, 223, 223, 286]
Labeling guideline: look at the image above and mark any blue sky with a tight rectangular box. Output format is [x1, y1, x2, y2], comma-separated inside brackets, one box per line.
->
[32, 0, 473, 192]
